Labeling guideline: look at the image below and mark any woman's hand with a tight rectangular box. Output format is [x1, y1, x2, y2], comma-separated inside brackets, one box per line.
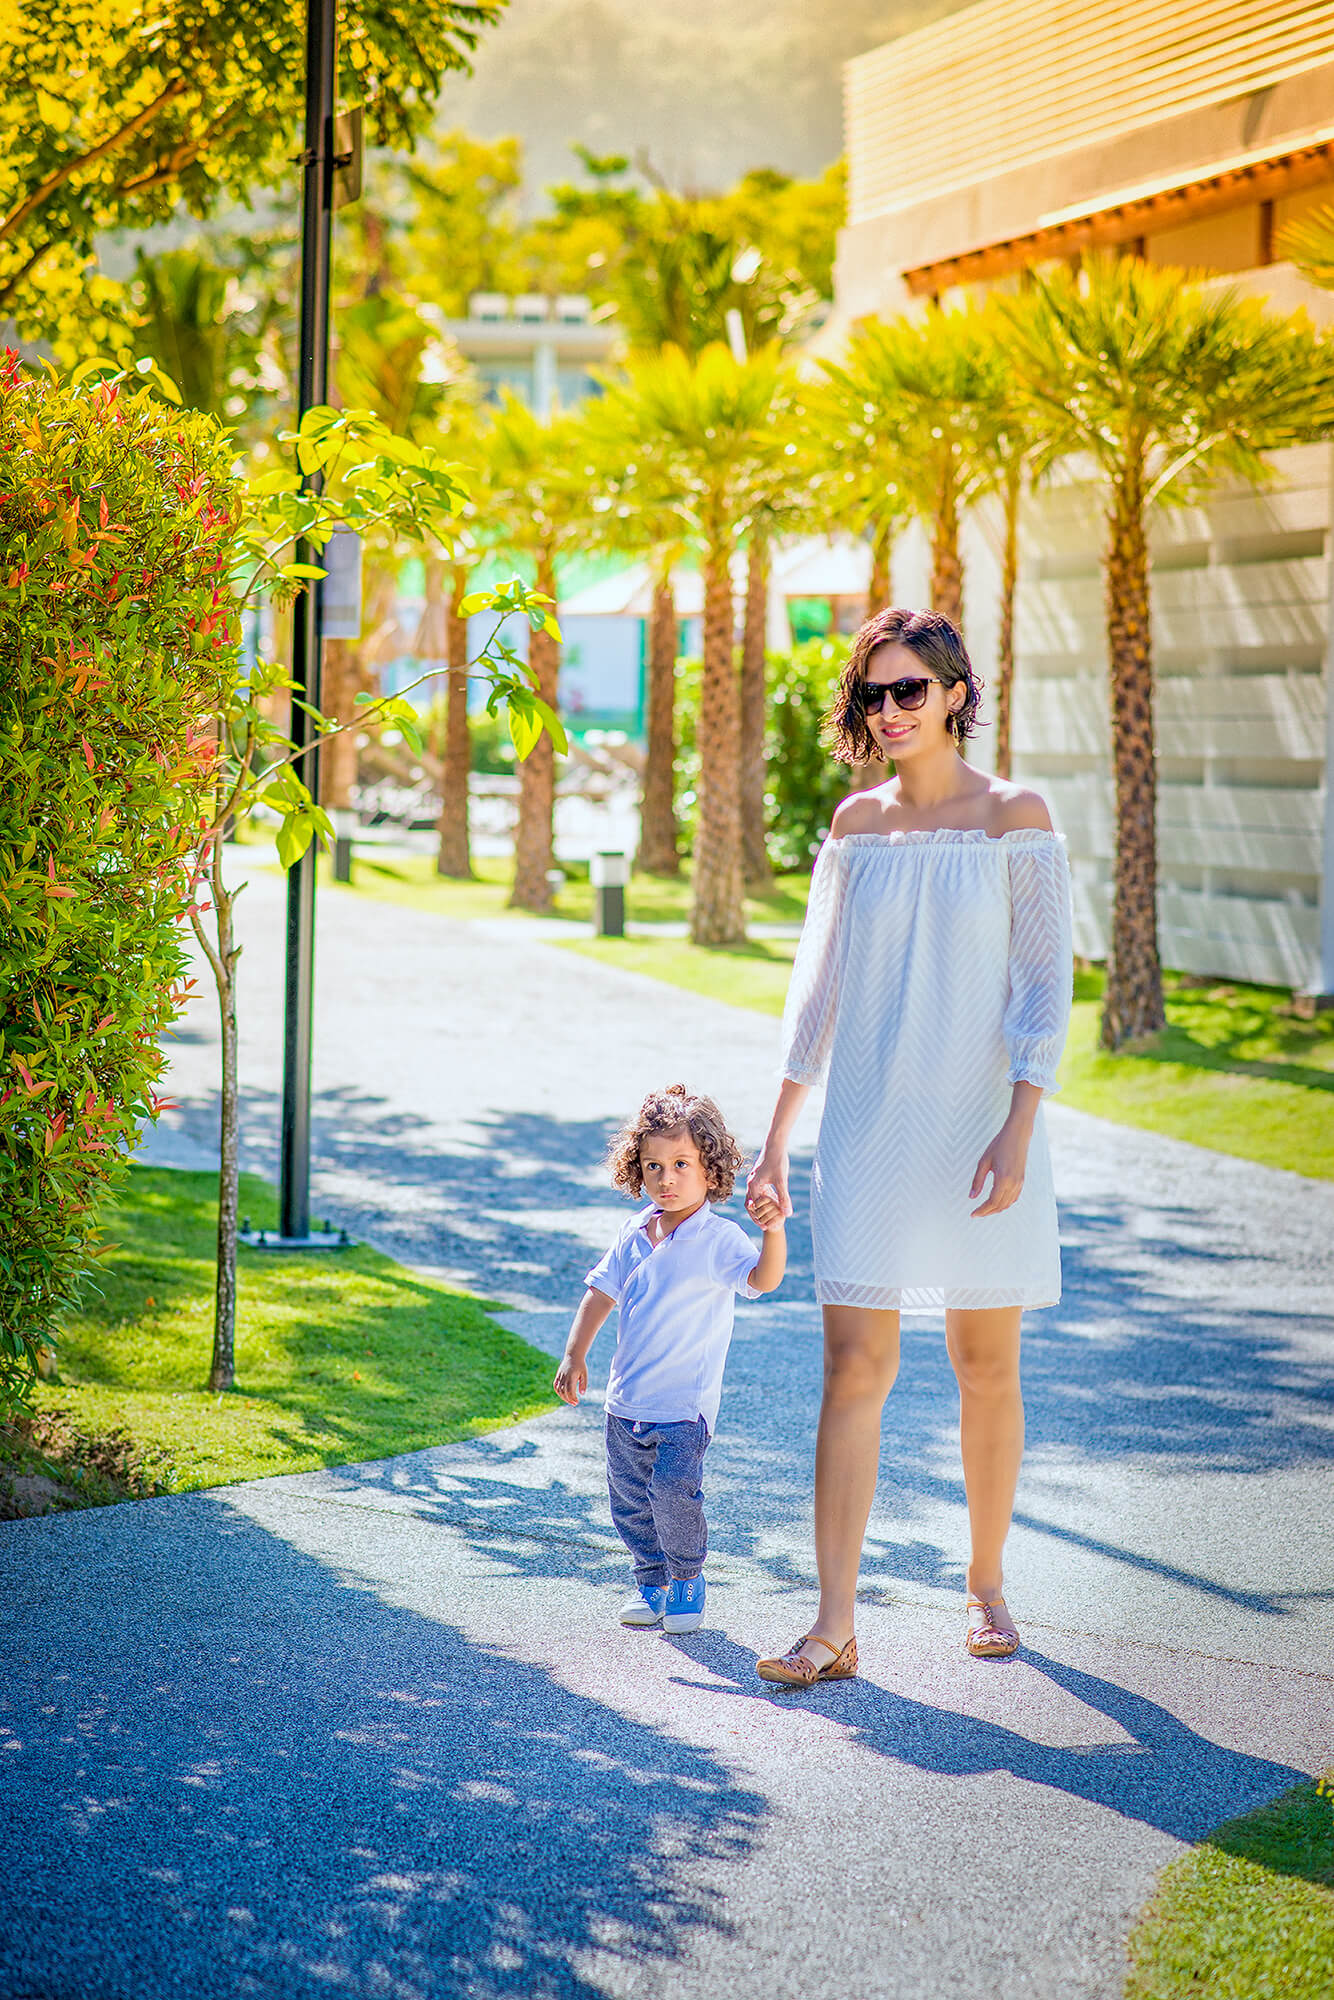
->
[969, 1116, 1033, 1218]
[746, 1146, 792, 1222]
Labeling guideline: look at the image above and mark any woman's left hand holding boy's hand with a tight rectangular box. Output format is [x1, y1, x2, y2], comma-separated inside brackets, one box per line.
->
[748, 1183, 785, 1232]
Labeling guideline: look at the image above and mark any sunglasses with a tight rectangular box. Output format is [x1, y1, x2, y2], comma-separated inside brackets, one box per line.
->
[859, 675, 941, 715]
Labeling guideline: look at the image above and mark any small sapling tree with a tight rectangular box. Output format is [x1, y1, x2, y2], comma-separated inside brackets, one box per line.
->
[193, 403, 563, 1391]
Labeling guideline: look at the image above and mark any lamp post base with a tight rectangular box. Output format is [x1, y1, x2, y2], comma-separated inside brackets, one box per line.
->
[240, 1220, 352, 1251]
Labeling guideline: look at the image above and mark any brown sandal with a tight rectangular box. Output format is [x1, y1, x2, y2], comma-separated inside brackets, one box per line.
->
[756, 1632, 858, 1686]
[966, 1598, 1020, 1658]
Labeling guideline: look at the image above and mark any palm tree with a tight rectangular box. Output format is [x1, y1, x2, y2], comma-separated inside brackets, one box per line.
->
[800, 369, 912, 790]
[1275, 203, 1334, 287]
[482, 395, 589, 912]
[820, 306, 1000, 626]
[414, 548, 475, 877]
[592, 343, 787, 944]
[639, 546, 685, 875]
[738, 411, 819, 883]
[574, 438, 688, 877]
[969, 293, 1054, 781]
[1000, 255, 1334, 1047]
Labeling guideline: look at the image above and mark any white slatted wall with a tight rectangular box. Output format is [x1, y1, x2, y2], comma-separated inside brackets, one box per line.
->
[1007, 444, 1330, 989]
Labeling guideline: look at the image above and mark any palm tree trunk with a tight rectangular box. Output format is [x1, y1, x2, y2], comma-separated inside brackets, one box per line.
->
[1101, 478, 1164, 1049]
[993, 462, 1020, 781]
[436, 563, 472, 878]
[868, 516, 892, 611]
[319, 641, 360, 808]
[740, 528, 771, 887]
[847, 517, 896, 791]
[637, 560, 680, 875]
[690, 539, 746, 945]
[509, 551, 560, 912]
[929, 458, 963, 627]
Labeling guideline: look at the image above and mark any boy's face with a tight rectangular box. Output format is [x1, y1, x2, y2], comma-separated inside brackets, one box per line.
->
[638, 1126, 709, 1216]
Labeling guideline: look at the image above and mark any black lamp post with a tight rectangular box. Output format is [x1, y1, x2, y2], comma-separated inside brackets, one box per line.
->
[276, 0, 336, 1245]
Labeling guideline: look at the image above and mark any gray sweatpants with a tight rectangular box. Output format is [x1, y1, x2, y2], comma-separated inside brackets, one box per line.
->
[605, 1413, 709, 1587]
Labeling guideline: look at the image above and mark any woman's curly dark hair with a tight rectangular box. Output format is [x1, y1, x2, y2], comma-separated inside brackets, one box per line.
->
[607, 1084, 744, 1203]
[825, 606, 984, 764]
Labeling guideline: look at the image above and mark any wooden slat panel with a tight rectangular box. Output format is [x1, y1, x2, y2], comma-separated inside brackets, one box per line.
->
[1015, 673, 1325, 760]
[1063, 878, 1320, 984]
[848, 0, 1334, 225]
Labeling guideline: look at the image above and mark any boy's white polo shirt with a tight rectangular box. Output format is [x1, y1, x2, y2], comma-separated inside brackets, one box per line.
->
[586, 1202, 761, 1435]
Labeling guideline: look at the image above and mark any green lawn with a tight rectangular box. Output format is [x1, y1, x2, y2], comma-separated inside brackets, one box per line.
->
[559, 938, 1334, 1180]
[312, 849, 812, 928]
[567, 933, 800, 1013]
[1125, 1778, 1334, 2000]
[1063, 968, 1334, 1180]
[5, 1167, 557, 1504]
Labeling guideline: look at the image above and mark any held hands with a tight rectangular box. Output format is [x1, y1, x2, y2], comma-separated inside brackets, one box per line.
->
[553, 1355, 587, 1406]
[970, 1114, 1033, 1217]
[747, 1183, 786, 1232]
[745, 1149, 792, 1227]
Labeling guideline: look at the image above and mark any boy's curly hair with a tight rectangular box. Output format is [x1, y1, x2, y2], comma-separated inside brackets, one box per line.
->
[608, 1084, 744, 1202]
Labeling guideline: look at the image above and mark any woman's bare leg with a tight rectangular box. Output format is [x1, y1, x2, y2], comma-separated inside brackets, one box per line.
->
[796, 1304, 900, 1666]
[945, 1305, 1024, 1609]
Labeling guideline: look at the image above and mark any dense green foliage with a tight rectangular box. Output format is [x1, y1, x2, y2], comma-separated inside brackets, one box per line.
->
[762, 639, 849, 870]
[0, 357, 240, 1407]
[672, 638, 850, 873]
[0, 0, 506, 354]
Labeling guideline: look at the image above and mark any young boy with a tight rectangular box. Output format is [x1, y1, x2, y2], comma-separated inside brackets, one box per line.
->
[554, 1083, 786, 1632]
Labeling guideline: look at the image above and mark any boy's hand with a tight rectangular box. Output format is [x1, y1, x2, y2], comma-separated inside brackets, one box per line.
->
[748, 1183, 785, 1232]
[553, 1356, 587, 1405]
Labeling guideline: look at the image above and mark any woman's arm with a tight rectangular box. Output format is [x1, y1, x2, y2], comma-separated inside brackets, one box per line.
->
[747, 836, 846, 1220]
[970, 1081, 1042, 1217]
[746, 1077, 809, 1220]
[971, 813, 1073, 1218]
[554, 1288, 614, 1405]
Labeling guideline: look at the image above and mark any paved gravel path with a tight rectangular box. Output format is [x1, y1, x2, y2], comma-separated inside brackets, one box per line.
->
[2, 868, 1332, 2000]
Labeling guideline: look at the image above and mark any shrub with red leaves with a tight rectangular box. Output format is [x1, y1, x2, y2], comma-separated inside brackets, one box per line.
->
[0, 352, 240, 1408]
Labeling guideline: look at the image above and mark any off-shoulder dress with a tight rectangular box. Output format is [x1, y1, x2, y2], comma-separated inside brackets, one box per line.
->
[781, 829, 1074, 1313]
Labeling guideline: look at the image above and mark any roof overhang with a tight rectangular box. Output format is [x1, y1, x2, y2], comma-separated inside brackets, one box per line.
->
[901, 129, 1334, 296]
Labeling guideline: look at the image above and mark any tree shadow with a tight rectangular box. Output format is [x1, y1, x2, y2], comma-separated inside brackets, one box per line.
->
[160, 1089, 1334, 1609]
[0, 1499, 766, 2000]
[658, 1631, 1307, 1847]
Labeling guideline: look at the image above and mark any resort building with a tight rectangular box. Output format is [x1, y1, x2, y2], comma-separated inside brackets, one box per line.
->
[831, 0, 1334, 997]
[435, 291, 617, 413]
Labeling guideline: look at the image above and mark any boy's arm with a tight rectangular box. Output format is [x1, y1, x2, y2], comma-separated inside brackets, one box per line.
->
[554, 1287, 615, 1405]
[746, 1216, 787, 1295]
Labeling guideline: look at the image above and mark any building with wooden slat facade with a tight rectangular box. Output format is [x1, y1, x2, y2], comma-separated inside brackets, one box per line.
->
[831, 0, 1334, 996]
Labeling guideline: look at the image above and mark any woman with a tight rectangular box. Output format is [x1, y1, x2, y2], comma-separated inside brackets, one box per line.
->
[746, 606, 1072, 1685]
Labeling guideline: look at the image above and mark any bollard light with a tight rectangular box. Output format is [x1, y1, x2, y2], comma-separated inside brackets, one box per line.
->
[591, 851, 629, 937]
[330, 807, 356, 883]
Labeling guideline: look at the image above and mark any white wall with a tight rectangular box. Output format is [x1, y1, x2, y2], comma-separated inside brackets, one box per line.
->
[947, 445, 1332, 992]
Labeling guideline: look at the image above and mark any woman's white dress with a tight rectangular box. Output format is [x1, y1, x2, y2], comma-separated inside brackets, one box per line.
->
[781, 830, 1073, 1313]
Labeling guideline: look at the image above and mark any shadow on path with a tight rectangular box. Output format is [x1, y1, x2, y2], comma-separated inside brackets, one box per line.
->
[0, 1501, 765, 2000]
[166, 1087, 1334, 1482]
[659, 1633, 1305, 1846]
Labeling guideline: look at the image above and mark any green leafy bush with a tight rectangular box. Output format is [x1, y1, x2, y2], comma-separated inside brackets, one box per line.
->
[671, 639, 848, 873]
[763, 637, 849, 870]
[0, 354, 240, 1410]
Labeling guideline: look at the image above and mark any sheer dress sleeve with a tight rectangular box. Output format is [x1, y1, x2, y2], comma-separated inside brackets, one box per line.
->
[1004, 836, 1073, 1094]
[780, 837, 847, 1087]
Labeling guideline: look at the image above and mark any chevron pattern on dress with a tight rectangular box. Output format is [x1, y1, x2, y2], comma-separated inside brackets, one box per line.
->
[782, 830, 1074, 1315]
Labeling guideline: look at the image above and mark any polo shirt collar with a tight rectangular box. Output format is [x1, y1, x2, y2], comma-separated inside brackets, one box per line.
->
[642, 1201, 712, 1242]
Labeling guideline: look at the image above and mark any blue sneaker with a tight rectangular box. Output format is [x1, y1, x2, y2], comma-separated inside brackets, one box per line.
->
[619, 1585, 667, 1627]
[663, 1575, 706, 1632]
